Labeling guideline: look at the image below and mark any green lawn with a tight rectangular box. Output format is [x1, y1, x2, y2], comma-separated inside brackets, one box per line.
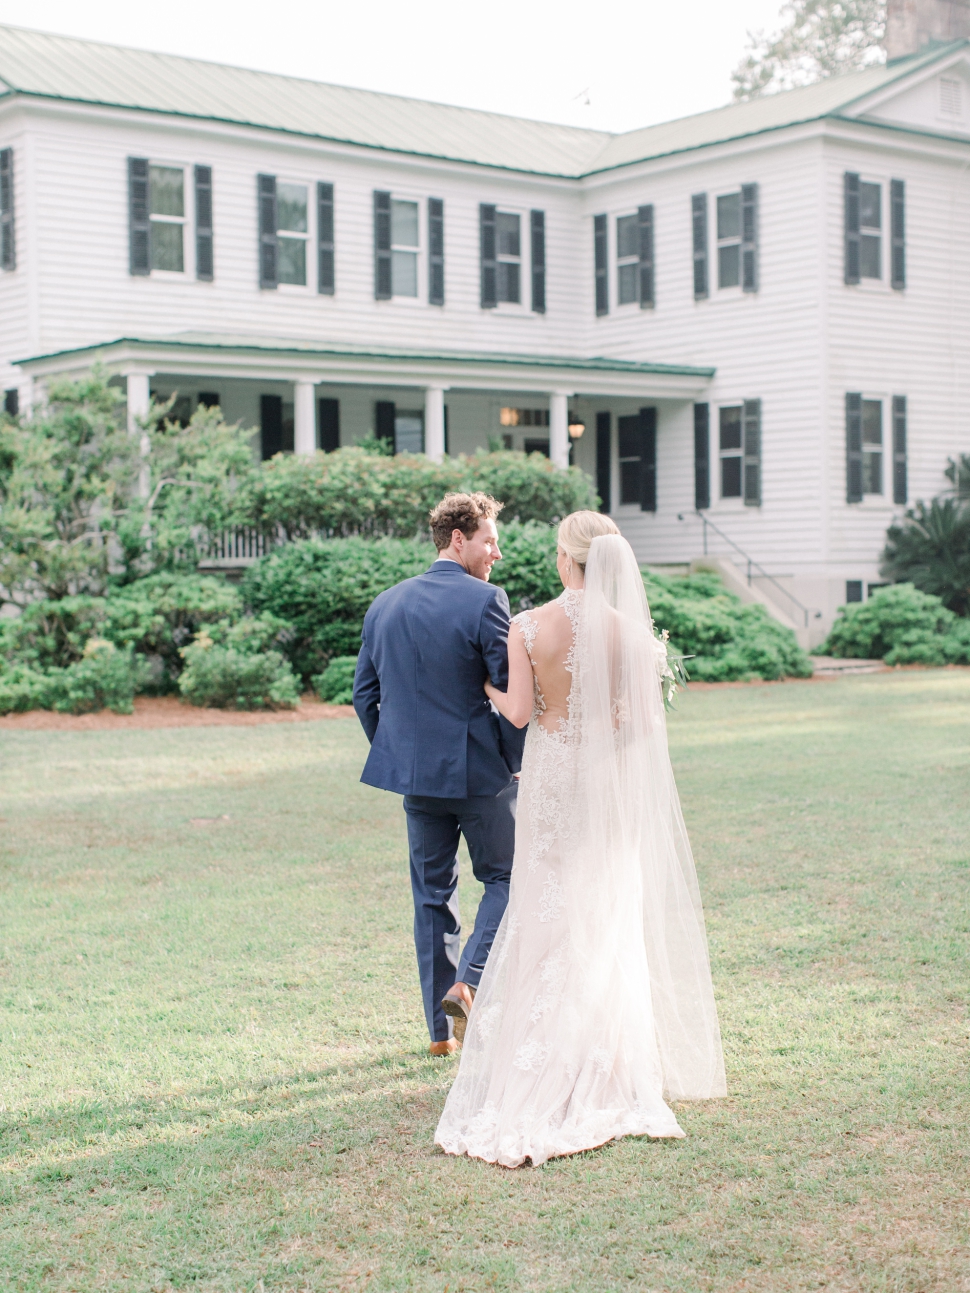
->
[1, 670, 969, 1293]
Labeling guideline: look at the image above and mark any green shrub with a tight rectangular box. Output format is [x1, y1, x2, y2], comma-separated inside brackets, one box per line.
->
[237, 447, 597, 540]
[822, 583, 970, 665]
[312, 655, 358, 704]
[0, 595, 108, 671]
[643, 571, 814, 682]
[102, 573, 243, 690]
[177, 619, 300, 710]
[880, 497, 970, 616]
[495, 521, 562, 610]
[0, 642, 148, 715]
[242, 536, 433, 679]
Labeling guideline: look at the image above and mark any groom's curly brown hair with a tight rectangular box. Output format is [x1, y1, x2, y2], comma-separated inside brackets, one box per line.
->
[429, 492, 503, 551]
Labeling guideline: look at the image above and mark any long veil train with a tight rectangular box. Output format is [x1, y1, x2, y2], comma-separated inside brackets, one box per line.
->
[435, 534, 725, 1166]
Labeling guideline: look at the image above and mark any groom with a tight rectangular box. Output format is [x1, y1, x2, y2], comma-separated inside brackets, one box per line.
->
[353, 493, 526, 1055]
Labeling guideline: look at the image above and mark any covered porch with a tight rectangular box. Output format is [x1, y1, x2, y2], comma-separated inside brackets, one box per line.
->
[13, 333, 715, 505]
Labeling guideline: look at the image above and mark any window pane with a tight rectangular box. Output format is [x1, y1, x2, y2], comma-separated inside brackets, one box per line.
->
[719, 406, 742, 451]
[620, 459, 641, 505]
[862, 400, 882, 445]
[863, 451, 883, 494]
[860, 234, 881, 279]
[618, 261, 638, 304]
[391, 249, 417, 296]
[150, 220, 183, 271]
[718, 243, 740, 288]
[497, 260, 520, 303]
[277, 183, 308, 233]
[149, 166, 183, 217]
[618, 415, 641, 460]
[496, 212, 520, 257]
[716, 192, 741, 240]
[860, 182, 881, 229]
[721, 455, 742, 498]
[391, 199, 419, 248]
[395, 412, 424, 454]
[616, 213, 638, 260]
[278, 235, 306, 285]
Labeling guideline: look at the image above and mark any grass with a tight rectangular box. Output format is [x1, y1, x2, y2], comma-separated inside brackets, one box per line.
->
[0, 669, 968, 1292]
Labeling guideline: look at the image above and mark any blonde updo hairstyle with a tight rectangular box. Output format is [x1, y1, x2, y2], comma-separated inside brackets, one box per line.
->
[557, 510, 620, 574]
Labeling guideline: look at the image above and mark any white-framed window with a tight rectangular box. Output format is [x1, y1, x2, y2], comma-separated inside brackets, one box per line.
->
[861, 397, 883, 494]
[718, 404, 743, 497]
[496, 210, 522, 304]
[716, 191, 741, 289]
[616, 213, 639, 304]
[277, 181, 309, 286]
[391, 198, 419, 297]
[859, 181, 881, 279]
[149, 164, 186, 273]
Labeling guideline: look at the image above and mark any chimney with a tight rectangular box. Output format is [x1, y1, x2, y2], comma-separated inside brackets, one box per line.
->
[886, 0, 970, 58]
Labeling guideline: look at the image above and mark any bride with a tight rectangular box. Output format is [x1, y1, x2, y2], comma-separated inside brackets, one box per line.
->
[434, 510, 726, 1168]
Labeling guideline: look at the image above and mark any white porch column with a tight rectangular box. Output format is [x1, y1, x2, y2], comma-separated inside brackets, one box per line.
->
[549, 391, 571, 470]
[424, 385, 448, 462]
[125, 371, 153, 498]
[294, 380, 317, 455]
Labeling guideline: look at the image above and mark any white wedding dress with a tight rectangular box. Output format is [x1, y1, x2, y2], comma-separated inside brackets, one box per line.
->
[434, 534, 726, 1168]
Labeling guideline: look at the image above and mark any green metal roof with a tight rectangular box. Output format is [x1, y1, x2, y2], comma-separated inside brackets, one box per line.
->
[0, 24, 964, 177]
[16, 332, 716, 379]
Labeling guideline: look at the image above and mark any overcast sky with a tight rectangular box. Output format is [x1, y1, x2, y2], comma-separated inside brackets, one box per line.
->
[0, 0, 789, 134]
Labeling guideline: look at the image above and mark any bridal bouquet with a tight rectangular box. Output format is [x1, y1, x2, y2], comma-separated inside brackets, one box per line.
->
[653, 627, 690, 711]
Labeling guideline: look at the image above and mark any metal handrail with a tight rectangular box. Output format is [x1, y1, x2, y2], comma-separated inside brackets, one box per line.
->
[682, 510, 813, 629]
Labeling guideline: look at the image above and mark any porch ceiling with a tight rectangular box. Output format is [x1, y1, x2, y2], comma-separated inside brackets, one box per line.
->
[15, 332, 715, 400]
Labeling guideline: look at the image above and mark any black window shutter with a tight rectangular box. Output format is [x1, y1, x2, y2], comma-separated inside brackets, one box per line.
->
[480, 203, 497, 308]
[639, 407, 657, 512]
[374, 190, 392, 300]
[742, 399, 762, 506]
[194, 165, 213, 281]
[319, 397, 340, 452]
[428, 197, 444, 305]
[128, 156, 150, 276]
[890, 178, 905, 291]
[638, 204, 654, 308]
[258, 174, 278, 289]
[0, 148, 14, 271]
[691, 193, 708, 299]
[844, 172, 860, 285]
[892, 395, 907, 504]
[530, 209, 546, 313]
[260, 394, 283, 459]
[596, 411, 611, 513]
[741, 182, 758, 292]
[375, 400, 395, 451]
[594, 213, 608, 315]
[846, 392, 863, 502]
[318, 182, 335, 295]
[694, 403, 710, 510]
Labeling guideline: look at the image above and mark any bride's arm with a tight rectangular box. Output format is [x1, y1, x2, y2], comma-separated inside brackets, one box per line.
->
[484, 622, 533, 728]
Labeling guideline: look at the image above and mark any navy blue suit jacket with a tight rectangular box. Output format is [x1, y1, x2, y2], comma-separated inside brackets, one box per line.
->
[353, 559, 527, 798]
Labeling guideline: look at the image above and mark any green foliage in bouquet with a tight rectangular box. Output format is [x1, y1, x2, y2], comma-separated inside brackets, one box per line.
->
[822, 583, 970, 666]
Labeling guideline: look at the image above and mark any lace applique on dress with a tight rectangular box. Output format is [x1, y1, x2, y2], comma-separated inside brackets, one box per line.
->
[512, 1040, 549, 1073]
[512, 610, 545, 719]
[535, 870, 564, 924]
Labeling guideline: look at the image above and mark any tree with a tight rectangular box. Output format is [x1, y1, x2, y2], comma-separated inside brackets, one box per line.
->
[880, 461, 970, 616]
[0, 370, 257, 606]
[732, 1, 886, 102]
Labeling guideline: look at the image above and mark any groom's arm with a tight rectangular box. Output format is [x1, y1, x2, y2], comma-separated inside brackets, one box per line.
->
[353, 633, 381, 744]
[480, 587, 512, 688]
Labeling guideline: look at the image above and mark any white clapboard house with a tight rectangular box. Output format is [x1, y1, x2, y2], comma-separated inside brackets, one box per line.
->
[2, 19, 970, 642]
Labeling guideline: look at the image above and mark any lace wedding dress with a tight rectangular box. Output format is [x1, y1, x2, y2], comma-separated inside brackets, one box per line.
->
[434, 534, 726, 1168]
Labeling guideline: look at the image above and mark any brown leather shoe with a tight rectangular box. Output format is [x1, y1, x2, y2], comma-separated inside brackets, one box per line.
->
[429, 1039, 459, 1057]
[441, 982, 476, 1045]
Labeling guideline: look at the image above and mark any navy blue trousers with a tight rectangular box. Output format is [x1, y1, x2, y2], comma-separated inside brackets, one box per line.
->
[403, 781, 517, 1042]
